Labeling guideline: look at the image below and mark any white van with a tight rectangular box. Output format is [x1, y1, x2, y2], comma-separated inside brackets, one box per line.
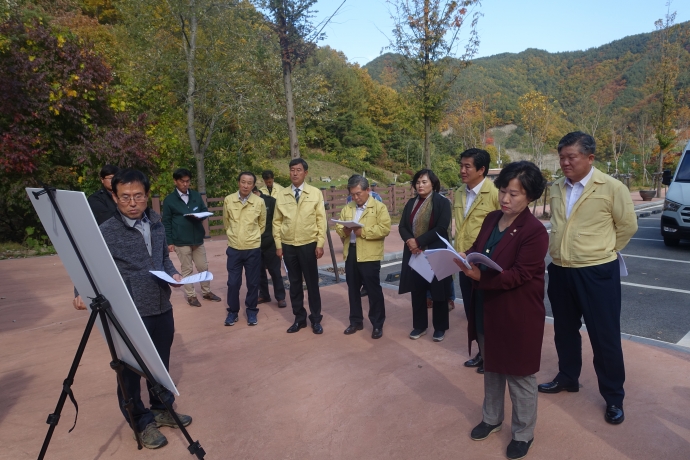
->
[661, 139, 690, 246]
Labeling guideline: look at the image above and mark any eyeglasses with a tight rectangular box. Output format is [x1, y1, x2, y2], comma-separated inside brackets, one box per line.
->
[117, 194, 147, 204]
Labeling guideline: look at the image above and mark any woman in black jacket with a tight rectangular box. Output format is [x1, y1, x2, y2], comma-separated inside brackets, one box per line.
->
[398, 169, 453, 342]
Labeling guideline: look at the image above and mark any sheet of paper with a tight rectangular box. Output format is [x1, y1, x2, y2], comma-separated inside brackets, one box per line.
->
[466, 253, 503, 272]
[331, 219, 364, 228]
[150, 270, 214, 284]
[409, 253, 434, 283]
[184, 211, 213, 218]
[617, 252, 628, 277]
[423, 249, 463, 280]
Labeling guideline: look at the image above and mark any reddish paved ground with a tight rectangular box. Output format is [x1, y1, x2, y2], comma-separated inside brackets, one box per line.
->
[2, 226, 690, 460]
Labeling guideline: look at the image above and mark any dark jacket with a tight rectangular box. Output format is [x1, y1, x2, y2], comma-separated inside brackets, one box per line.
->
[398, 192, 452, 300]
[88, 187, 118, 226]
[100, 209, 180, 317]
[162, 189, 208, 246]
[259, 192, 277, 251]
[467, 208, 549, 376]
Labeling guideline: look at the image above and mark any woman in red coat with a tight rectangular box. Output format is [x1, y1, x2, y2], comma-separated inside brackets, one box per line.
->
[455, 161, 548, 460]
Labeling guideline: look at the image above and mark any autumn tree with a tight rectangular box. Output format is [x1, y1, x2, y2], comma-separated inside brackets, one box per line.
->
[0, 17, 155, 241]
[256, 0, 340, 158]
[388, 0, 481, 168]
[518, 90, 563, 169]
[651, 4, 689, 195]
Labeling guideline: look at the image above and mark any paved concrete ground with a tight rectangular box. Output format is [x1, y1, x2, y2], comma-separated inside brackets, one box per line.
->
[2, 231, 690, 459]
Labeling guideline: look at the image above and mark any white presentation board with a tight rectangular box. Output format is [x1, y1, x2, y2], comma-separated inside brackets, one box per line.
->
[27, 188, 179, 396]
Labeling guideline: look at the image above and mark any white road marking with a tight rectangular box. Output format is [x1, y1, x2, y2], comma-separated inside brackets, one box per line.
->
[677, 330, 690, 348]
[636, 226, 660, 229]
[637, 217, 661, 220]
[621, 254, 690, 264]
[381, 261, 402, 268]
[630, 238, 664, 242]
[620, 282, 690, 295]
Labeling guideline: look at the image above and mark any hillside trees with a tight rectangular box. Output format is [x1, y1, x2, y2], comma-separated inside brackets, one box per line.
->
[115, 0, 289, 196]
[387, 0, 481, 168]
[518, 90, 564, 169]
[255, 0, 335, 159]
[0, 16, 156, 241]
[650, 6, 689, 195]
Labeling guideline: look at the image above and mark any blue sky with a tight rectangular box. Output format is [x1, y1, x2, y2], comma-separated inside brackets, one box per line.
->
[312, 0, 690, 65]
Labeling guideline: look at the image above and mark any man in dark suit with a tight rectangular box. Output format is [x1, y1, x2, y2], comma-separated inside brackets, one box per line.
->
[87, 164, 119, 225]
[253, 187, 287, 308]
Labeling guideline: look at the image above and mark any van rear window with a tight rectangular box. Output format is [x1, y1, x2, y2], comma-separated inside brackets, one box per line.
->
[676, 150, 690, 182]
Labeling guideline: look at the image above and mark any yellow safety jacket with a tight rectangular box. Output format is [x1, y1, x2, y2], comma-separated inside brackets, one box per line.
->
[453, 179, 500, 253]
[259, 182, 283, 198]
[223, 192, 266, 250]
[273, 183, 327, 248]
[549, 168, 637, 267]
[335, 196, 391, 262]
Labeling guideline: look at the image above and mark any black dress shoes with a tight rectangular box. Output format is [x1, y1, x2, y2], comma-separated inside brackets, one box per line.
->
[464, 352, 483, 368]
[371, 328, 383, 339]
[604, 405, 625, 424]
[287, 321, 307, 333]
[344, 324, 363, 335]
[312, 323, 323, 334]
[476, 364, 484, 374]
[537, 380, 579, 394]
[470, 421, 502, 441]
[506, 438, 533, 459]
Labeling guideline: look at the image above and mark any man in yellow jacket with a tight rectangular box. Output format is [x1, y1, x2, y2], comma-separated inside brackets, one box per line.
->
[273, 159, 327, 334]
[223, 171, 267, 327]
[336, 175, 391, 339]
[259, 170, 283, 198]
[454, 148, 500, 372]
[538, 132, 637, 426]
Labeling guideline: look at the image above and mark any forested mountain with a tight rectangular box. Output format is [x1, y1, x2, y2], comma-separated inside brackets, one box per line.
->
[1, 0, 688, 242]
[365, 22, 690, 124]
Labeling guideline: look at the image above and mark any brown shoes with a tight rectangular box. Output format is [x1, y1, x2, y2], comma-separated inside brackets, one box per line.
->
[187, 296, 202, 307]
[277, 299, 287, 308]
[202, 292, 221, 302]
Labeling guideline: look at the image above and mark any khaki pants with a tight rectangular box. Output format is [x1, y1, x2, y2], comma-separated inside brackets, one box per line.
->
[174, 244, 211, 298]
[478, 333, 538, 441]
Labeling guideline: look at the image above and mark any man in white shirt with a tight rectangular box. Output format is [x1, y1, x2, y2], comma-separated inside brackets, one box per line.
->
[454, 148, 500, 373]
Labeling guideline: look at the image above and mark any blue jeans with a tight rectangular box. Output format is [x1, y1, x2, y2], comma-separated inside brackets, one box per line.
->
[226, 247, 261, 314]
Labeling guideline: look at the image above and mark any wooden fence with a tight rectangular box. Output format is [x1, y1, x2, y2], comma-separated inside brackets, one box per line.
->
[149, 179, 553, 239]
[150, 184, 444, 237]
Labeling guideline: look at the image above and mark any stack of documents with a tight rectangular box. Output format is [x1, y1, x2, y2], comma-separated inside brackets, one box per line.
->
[331, 219, 363, 228]
[184, 211, 214, 218]
[150, 270, 214, 284]
[409, 233, 502, 282]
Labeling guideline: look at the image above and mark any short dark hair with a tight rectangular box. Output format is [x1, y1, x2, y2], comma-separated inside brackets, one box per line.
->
[252, 186, 260, 193]
[557, 131, 596, 157]
[262, 170, 274, 180]
[411, 169, 441, 193]
[460, 148, 491, 177]
[173, 168, 192, 181]
[494, 161, 546, 202]
[237, 171, 256, 184]
[111, 169, 150, 196]
[289, 158, 308, 171]
[347, 174, 369, 191]
[99, 164, 119, 179]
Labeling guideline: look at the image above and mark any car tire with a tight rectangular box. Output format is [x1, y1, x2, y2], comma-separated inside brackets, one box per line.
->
[663, 237, 680, 247]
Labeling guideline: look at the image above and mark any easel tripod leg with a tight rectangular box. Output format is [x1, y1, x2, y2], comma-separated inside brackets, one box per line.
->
[37, 308, 98, 460]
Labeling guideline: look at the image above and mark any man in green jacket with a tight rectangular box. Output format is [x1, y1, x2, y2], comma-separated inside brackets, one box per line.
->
[162, 168, 221, 307]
